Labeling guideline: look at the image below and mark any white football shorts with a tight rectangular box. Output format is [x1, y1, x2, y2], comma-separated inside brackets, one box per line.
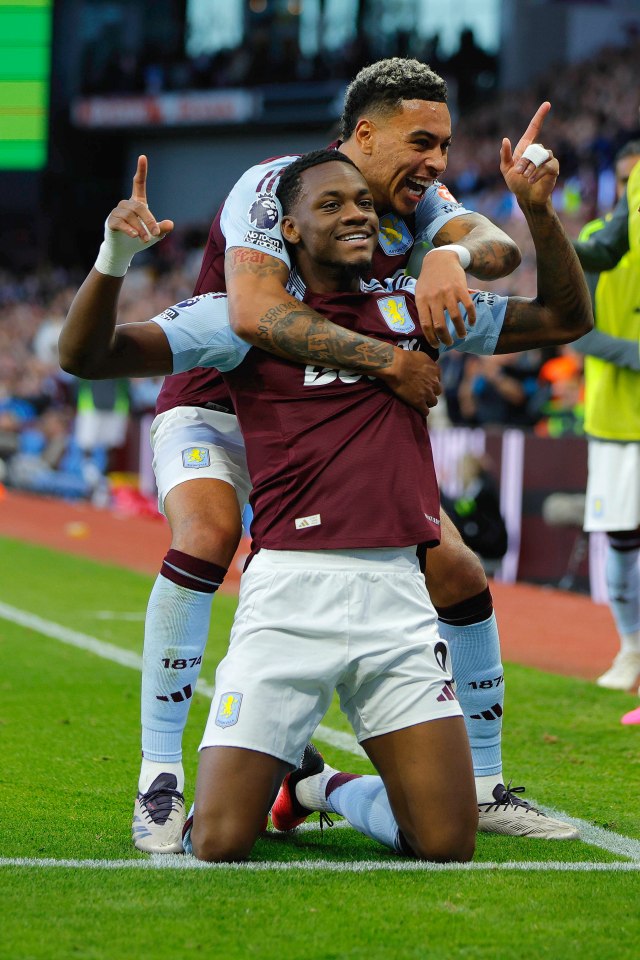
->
[200, 546, 462, 766]
[584, 439, 640, 532]
[150, 405, 251, 515]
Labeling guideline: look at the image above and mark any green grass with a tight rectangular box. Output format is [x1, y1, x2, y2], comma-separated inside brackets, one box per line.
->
[3, 870, 639, 960]
[1, 537, 639, 959]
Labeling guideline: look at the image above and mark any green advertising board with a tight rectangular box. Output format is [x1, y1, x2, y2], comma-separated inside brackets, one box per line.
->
[0, 0, 52, 170]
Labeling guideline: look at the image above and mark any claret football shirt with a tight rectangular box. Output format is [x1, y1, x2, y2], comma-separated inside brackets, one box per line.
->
[223, 272, 442, 551]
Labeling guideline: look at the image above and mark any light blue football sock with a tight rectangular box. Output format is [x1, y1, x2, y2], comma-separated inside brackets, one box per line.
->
[438, 613, 503, 783]
[141, 573, 214, 767]
[328, 775, 403, 852]
[182, 802, 196, 855]
[606, 544, 640, 645]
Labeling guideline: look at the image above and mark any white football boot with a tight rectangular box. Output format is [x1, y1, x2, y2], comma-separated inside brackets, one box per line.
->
[596, 651, 640, 691]
[478, 782, 579, 839]
[132, 773, 185, 854]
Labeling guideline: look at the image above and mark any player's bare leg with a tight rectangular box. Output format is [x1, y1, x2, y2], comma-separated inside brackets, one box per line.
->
[189, 746, 289, 861]
[427, 510, 489, 608]
[428, 511, 578, 840]
[273, 724, 477, 861]
[363, 718, 477, 860]
[133, 478, 242, 854]
[165, 477, 242, 567]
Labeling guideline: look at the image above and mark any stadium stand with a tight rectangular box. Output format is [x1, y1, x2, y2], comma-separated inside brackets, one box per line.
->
[2, 33, 640, 508]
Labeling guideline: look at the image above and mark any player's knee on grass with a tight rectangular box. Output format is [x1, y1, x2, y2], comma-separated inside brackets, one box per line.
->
[366, 718, 478, 862]
[395, 761, 478, 862]
[191, 814, 257, 863]
[405, 808, 478, 863]
[192, 746, 285, 861]
[427, 511, 488, 609]
[403, 806, 478, 863]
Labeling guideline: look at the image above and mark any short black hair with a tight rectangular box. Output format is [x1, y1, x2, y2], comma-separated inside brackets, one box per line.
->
[276, 149, 360, 215]
[340, 58, 447, 140]
[616, 139, 640, 164]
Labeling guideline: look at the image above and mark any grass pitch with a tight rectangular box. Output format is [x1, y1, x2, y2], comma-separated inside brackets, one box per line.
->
[0, 537, 639, 959]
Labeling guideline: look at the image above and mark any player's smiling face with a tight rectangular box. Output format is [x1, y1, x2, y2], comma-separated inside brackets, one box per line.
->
[353, 99, 452, 216]
[281, 162, 379, 291]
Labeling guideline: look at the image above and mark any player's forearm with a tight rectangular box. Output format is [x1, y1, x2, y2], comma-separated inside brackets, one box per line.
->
[434, 214, 521, 280]
[225, 248, 396, 377]
[59, 269, 125, 377]
[234, 290, 396, 373]
[520, 199, 592, 337]
[60, 270, 173, 379]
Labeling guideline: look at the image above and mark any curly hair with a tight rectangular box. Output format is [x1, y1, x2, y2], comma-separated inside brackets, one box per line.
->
[276, 149, 359, 215]
[340, 58, 447, 140]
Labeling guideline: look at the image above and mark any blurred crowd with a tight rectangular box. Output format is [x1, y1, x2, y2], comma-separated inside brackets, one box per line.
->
[81, 22, 498, 111]
[3, 35, 638, 502]
[445, 39, 640, 217]
[434, 211, 588, 440]
[0, 217, 591, 506]
[0, 246, 200, 505]
[81, 17, 640, 208]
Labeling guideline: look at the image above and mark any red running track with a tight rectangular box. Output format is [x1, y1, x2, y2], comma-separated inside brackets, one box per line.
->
[0, 488, 619, 681]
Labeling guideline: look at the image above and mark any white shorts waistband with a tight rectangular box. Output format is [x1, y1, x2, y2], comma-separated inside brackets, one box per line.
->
[254, 546, 419, 571]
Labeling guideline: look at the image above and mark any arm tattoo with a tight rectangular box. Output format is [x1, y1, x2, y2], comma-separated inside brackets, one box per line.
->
[498, 205, 592, 352]
[227, 247, 288, 280]
[436, 214, 520, 279]
[499, 297, 549, 351]
[467, 238, 519, 279]
[225, 247, 394, 371]
[257, 302, 394, 371]
[529, 204, 591, 328]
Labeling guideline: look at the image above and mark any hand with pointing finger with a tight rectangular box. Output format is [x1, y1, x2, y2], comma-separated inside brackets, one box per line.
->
[500, 102, 559, 205]
[95, 155, 174, 277]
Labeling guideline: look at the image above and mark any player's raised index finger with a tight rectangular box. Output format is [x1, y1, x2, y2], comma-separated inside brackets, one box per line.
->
[518, 102, 551, 149]
[131, 155, 148, 203]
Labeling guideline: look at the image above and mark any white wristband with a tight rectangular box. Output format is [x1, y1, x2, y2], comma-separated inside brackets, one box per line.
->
[94, 217, 162, 277]
[427, 243, 471, 270]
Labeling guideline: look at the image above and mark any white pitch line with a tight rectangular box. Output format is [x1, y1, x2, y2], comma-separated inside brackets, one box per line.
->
[1, 599, 637, 860]
[537, 807, 640, 862]
[1, 857, 639, 873]
[0, 601, 143, 671]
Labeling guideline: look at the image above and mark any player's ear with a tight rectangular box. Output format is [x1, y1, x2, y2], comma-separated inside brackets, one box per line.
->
[353, 118, 375, 156]
[281, 215, 301, 245]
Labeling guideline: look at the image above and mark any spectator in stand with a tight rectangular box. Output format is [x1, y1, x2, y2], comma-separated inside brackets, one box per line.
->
[0, 410, 20, 481]
[444, 28, 498, 111]
[456, 351, 547, 428]
[73, 378, 130, 503]
[534, 351, 585, 438]
[440, 454, 508, 568]
[8, 407, 93, 500]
